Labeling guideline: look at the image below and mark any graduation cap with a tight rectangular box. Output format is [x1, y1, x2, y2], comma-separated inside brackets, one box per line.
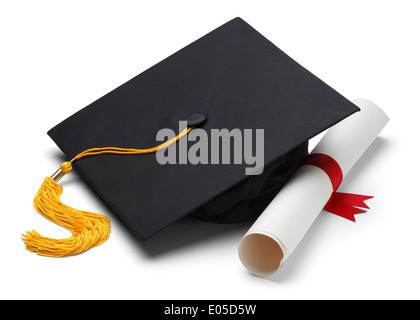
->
[22, 17, 359, 257]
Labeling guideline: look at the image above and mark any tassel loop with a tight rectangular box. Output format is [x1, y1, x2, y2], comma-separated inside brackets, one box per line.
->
[60, 161, 73, 174]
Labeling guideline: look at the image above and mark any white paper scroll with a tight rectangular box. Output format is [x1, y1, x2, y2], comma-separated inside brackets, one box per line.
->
[238, 99, 389, 277]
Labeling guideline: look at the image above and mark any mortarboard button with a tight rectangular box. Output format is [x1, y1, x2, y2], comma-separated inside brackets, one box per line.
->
[186, 112, 207, 127]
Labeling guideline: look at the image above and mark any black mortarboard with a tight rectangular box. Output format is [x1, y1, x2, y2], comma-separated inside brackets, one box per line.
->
[24, 17, 359, 256]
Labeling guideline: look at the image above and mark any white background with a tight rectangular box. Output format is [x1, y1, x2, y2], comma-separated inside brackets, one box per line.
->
[1, 0, 419, 300]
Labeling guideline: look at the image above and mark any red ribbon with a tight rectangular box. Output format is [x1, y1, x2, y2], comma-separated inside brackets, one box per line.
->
[302, 153, 373, 221]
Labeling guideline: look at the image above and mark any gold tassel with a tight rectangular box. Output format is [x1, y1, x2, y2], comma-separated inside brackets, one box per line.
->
[23, 126, 193, 257]
[22, 163, 111, 257]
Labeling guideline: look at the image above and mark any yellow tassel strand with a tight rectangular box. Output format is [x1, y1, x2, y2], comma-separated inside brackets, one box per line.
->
[23, 126, 193, 257]
[22, 177, 111, 257]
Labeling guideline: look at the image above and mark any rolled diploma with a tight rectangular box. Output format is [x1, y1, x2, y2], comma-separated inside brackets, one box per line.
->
[238, 99, 389, 277]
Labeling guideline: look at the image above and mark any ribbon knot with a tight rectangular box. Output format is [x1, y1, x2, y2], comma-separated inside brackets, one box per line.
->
[302, 153, 373, 221]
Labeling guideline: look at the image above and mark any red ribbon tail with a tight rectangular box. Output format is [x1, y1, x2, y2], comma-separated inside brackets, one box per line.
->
[325, 193, 374, 221]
